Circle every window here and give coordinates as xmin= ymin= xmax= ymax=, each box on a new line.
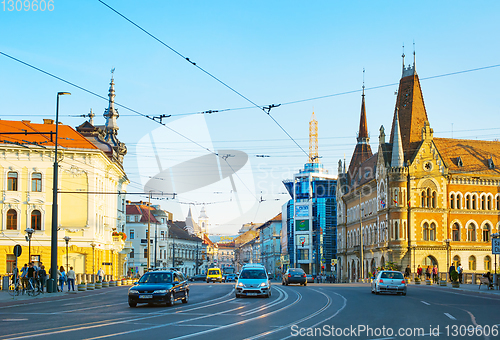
xmin=467 ymin=223 xmax=476 ymax=241
xmin=135 ymin=215 xmax=140 ymax=222
xmin=456 ymin=194 xmax=461 ymax=209
xmin=7 ymin=209 xmax=17 ymax=230
xmin=472 ymin=195 xmax=477 ymax=210
xmin=394 ymin=221 xmax=399 ymax=239
xmin=421 ymin=190 xmax=426 ymax=207
xmin=31 ymin=210 xmax=41 ymax=230
xmin=497 ymin=196 xmax=500 ymax=210
xmin=450 ymin=194 xmax=455 ymax=209
xmin=469 ymin=255 xmax=476 ymax=270
xmin=466 ymin=194 xmax=471 ymax=209
xmin=429 ymin=222 xmax=436 ymax=241
xmin=129 ymin=230 xmax=135 ymax=240
xmin=160 ymin=231 xmax=165 ymax=240
xmin=130 ymin=249 xmax=134 ymax=258
xmin=31 ymin=172 xmax=42 ymax=192
xmin=482 ymin=224 xmax=490 ymax=242
xmin=6 ymin=254 xmax=15 ymax=274
xmin=143 ymin=248 xmax=148 ymax=259
xmin=432 ymin=191 xmax=436 ymax=208
xmin=423 ymin=222 xmax=429 ymax=241
xmin=453 ymin=255 xmax=460 ymax=269
xmin=426 ymin=188 xmax=432 ymax=208
xmin=452 ymin=223 xmax=460 ymax=241
xmin=481 ymin=196 xmax=486 ymax=210
xmin=7 ymin=172 xmax=18 ymax=191
xmin=297 ymin=248 xmax=309 ymax=260
xmin=484 ymin=256 xmax=491 ymax=271
xmin=487 ymin=196 xmax=492 ymax=210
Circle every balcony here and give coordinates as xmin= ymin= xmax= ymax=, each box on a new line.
xmin=112 ymin=236 xmax=125 ymax=251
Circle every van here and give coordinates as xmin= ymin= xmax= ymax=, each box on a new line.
xmin=206 ymin=268 xmax=223 ymax=283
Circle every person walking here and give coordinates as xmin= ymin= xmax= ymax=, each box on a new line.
xmin=38 ymin=265 xmax=47 ymax=293
xmin=425 ymin=266 xmax=431 ymax=280
xmin=67 ymin=267 xmax=76 ymax=292
xmin=20 ymin=263 xmax=29 ymax=291
xmin=448 ymin=264 xmax=456 ymax=282
xmin=27 ymin=263 xmax=36 ymax=291
xmin=97 ymin=268 xmax=104 ymax=282
xmin=58 ymin=266 xmax=66 ymax=292
xmin=432 ymin=265 xmax=438 ymax=283
xmin=404 ymin=265 xmax=411 ymax=280
xmin=457 ymin=263 xmax=463 ymax=283
xmin=417 ymin=265 xmax=423 ymax=280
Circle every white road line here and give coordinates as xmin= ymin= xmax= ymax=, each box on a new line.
xmin=2 ymin=319 xmax=28 ymax=321
xmin=444 ymin=312 xmax=456 ymax=320
xmin=421 ymin=301 xmax=431 ymax=305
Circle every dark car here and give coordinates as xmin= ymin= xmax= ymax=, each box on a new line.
xmin=282 ymin=268 xmax=307 ymax=286
xmin=189 ymin=274 xmax=206 ymax=282
xmin=128 ymin=270 xmax=189 ymax=307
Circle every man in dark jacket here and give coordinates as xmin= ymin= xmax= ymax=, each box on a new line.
xmin=404 ymin=265 xmax=411 ymax=280
xmin=448 ymin=264 xmax=456 ymax=282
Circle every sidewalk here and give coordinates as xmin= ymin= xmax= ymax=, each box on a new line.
xmin=408 ymin=281 xmax=500 ymax=296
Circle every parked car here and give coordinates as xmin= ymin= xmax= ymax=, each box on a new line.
xmin=128 ymin=270 xmax=189 ymax=307
xmin=306 ymin=274 xmax=314 ymax=283
xmin=189 ymin=274 xmax=206 ymax=282
xmin=235 ymin=266 xmax=271 ymax=298
xmin=282 ymin=268 xmax=307 ymax=286
xmin=371 ymin=270 xmax=407 ymax=295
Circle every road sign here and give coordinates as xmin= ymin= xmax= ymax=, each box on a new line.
xmin=102 ymin=262 xmax=112 ymax=266
xmin=493 ymin=238 xmax=500 ymax=254
xmin=13 ymin=245 xmax=22 ymax=257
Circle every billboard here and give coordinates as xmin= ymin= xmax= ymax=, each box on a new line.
xmin=295 ymin=205 xmax=309 ymax=218
xmin=296 ymin=234 xmax=310 ymax=246
xmin=295 ymin=219 xmax=309 ymax=231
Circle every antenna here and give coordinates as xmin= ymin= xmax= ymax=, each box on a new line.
xmin=413 ymin=40 xmax=416 ymax=67
xmin=362 ymin=68 xmax=365 ymax=94
xmin=402 ymin=43 xmax=405 ymax=72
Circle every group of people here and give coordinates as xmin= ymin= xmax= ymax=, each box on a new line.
xmin=414 ymin=264 xmax=439 ymax=283
xmin=448 ymin=263 xmax=464 ymax=282
xmin=11 ymin=262 xmax=76 ymax=292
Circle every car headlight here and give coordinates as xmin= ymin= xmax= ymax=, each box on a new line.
xmin=128 ymin=290 xmax=139 ymax=294
xmin=238 ymin=282 xmax=245 ymax=287
xmin=259 ymin=282 xmax=268 ymax=287
xmin=153 ymin=290 xmax=168 ymax=294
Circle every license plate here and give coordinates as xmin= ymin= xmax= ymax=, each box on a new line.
xmin=388 ymin=286 xmax=398 ymax=289
xmin=294 ymin=275 xmax=301 ymax=277
xmin=139 ymin=295 xmax=153 ymax=299
xmin=247 ymin=293 xmax=258 ymax=296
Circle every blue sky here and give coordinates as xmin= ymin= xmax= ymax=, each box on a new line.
xmin=1 ymin=1 xmax=499 ymax=234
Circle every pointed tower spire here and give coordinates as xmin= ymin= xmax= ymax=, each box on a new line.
xmin=309 ymin=111 xmax=319 ymax=163
xmin=391 ymin=108 xmax=404 ymax=167
xmin=357 ymin=69 xmax=369 ymax=144
xmin=104 ymin=68 xmax=119 ymax=131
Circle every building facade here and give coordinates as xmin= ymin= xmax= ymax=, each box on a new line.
xmin=337 ymin=57 xmax=499 ymax=282
xmin=258 ymin=213 xmax=282 ymax=278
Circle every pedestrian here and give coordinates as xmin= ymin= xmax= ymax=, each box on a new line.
xmin=38 ymin=265 xmax=47 ymax=293
xmin=11 ymin=264 xmax=19 ymax=291
xmin=97 ymin=268 xmax=104 ymax=282
xmin=448 ymin=264 xmax=456 ymax=282
xmin=20 ymin=263 xmax=29 ymax=291
xmin=425 ymin=266 xmax=431 ymax=280
xmin=417 ymin=265 xmax=423 ymax=279
xmin=27 ymin=262 xmax=36 ymax=290
xmin=432 ymin=265 xmax=438 ymax=283
xmin=67 ymin=266 xmax=76 ymax=291
xmin=58 ymin=266 xmax=66 ymax=292
xmin=457 ymin=263 xmax=463 ymax=283
xmin=404 ymin=265 xmax=411 ymax=280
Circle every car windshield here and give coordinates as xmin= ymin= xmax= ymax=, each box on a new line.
xmin=240 ymin=269 xmax=267 ymax=279
xmin=380 ymin=272 xmax=404 ymax=279
xmin=208 ymin=270 xmax=219 ymax=275
xmin=139 ymin=273 xmax=172 ymax=283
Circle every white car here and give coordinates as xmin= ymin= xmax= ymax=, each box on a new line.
xmin=371 ymin=270 xmax=407 ymax=295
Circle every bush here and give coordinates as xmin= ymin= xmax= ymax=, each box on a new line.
xmin=450 ymin=270 xmax=459 ymax=283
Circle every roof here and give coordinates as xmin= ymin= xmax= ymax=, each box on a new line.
xmin=168 ymin=222 xmax=203 ymax=242
xmin=349 ymin=152 xmax=377 ymax=188
xmin=126 ymin=204 xmax=159 ymax=224
xmin=257 ymin=213 xmax=282 ymax=230
xmin=434 ymin=138 xmax=500 ymax=175
xmin=389 ymin=71 xmax=429 ymax=162
xmin=0 ymin=119 xmax=98 ymax=150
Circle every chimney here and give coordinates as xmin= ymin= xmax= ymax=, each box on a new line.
xmin=43 ymin=119 xmax=54 ymax=124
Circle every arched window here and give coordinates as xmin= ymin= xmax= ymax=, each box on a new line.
xmin=7 ymin=209 xmax=17 ymax=230
xmin=456 ymin=194 xmax=462 ymax=209
xmin=430 ymin=222 xmax=436 ymax=241
xmin=482 ymin=224 xmax=491 ymax=242
xmin=7 ymin=172 xmax=18 ymax=191
xmin=450 ymin=194 xmax=455 ymax=209
xmin=423 ymin=222 xmax=429 ymax=241
xmin=453 ymin=255 xmax=460 ymax=269
xmin=421 ymin=190 xmax=426 ymax=207
xmin=497 ymin=196 xmax=500 ymax=210
xmin=472 ymin=195 xmax=477 ymax=210
xmin=487 ymin=196 xmax=492 ymax=210
xmin=452 ymin=223 xmax=460 ymax=241
xmin=432 ymin=191 xmax=437 ymax=208
xmin=31 ymin=172 xmax=42 ymax=192
xmin=467 ymin=223 xmax=476 ymax=241
xmin=394 ymin=221 xmax=399 ymax=239
xmin=31 ymin=210 xmax=41 ymax=230
xmin=484 ymin=256 xmax=491 ymax=271
xmin=469 ymin=255 xmax=476 ymax=270
xmin=481 ymin=196 xmax=486 ymax=210
xmin=426 ymin=188 xmax=431 ymax=208
xmin=466 ymin=194 xmax=471 ymax=209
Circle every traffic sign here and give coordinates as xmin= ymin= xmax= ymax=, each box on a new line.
xmin=13 ymin=245 xmax=22 ymax=257
xmin=493 ymin=238 xmax=500 ymax=254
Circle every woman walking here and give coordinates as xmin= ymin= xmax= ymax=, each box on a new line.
xmin=58 ymin=266 xmax=66 ymax=292
xmin=67 ymin=267 xmax=76 ymax=292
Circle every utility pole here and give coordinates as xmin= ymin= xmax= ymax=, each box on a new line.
xmin=172 ymin=238 xmax=175 ymax=268
xmin=196 ymin=243 xmax=199 ymax=275
xmin=147 ymin=192 xmax=151 ymax=269
xmin=154 ymin=222 xmax=158 ymax=268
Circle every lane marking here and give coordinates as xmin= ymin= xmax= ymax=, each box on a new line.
xmin=421 ymin=301 xmax=431 ymax=305
xmin=444 ymin=312 xmax=456 ymax=320
xmin=2 ymin=319 xmax=28 ymax=321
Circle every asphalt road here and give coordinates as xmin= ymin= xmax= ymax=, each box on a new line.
xmin=0 ymin=282 xmax=499 ymax=340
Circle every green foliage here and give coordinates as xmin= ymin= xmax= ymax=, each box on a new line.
xmin=450 ymin=270 xmax=459 ymax=283
xmin=384 ymin=261 xmax=401 ymax=271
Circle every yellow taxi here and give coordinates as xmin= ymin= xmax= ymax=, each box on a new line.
xmin=206 ymin=268 xmax=223 ymax=283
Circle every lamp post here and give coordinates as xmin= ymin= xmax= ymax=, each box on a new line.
xmin=444 ymin=239 xmax=451 ymax=281
xmin=63 ymin=236 xmax=70 ymax=271
xmin=90 ymin=242 xmax=96 ymax=283
xmin=49 ymin=91 xmax=71 ymax=293
xmin=25 ymin=228 xmax=34 ymax=262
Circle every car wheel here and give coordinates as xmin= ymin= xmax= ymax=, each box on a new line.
xmin=128 ymin=301 xmax=137 ymax=308
xmin=206 ymin=280 xmax=209 ymax=283
xmin=167 ymin=292 xmax=175 ymax=306
xmin=182 ymin=291 xmax=189 ymax=304
xmin=403 ymin=292 xmax=407 ymax=296
xmin=375 ymin=291 xmax=380 ymax=295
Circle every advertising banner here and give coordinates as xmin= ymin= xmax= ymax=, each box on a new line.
xmin=295 ymin=205 xmax=309 ymax=218
xmin=295 ymin=219 xmax=309 ymax=231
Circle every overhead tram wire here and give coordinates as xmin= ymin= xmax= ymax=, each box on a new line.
xmin=97 ymin=0 xmax=310 ymax=160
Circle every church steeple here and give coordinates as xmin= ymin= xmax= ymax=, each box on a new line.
xmin=357 ymin=79 xmax=369 ymax=144
xmin=104 ymin=69 xmax=119 ymax=131
xmin=391 ymin=109 xmax=404 ymax=167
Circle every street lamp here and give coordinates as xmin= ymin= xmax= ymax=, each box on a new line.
xmin=49 ymin=91 xmax=71 ymax=293
xmin=90 ymin=242 xmax=96 ymax=283
xmin=443 ymin=239 xmax=451 ymax=281
xmin=63 ymin=236 xmax=70 ymax=271
xmin=25 ymin=228 xmax=34 ymax=262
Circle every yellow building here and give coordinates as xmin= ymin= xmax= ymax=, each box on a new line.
xmin=337 ymin=57 xmax=499 ymax=282
xmin=0 ymin=77 xmax=129 ymax=282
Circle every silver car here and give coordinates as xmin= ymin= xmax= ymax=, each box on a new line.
xmin=371 ymin=270 xmax=407 ymax=295
xmin=235 ymin=267 xmax=271 ymax=298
